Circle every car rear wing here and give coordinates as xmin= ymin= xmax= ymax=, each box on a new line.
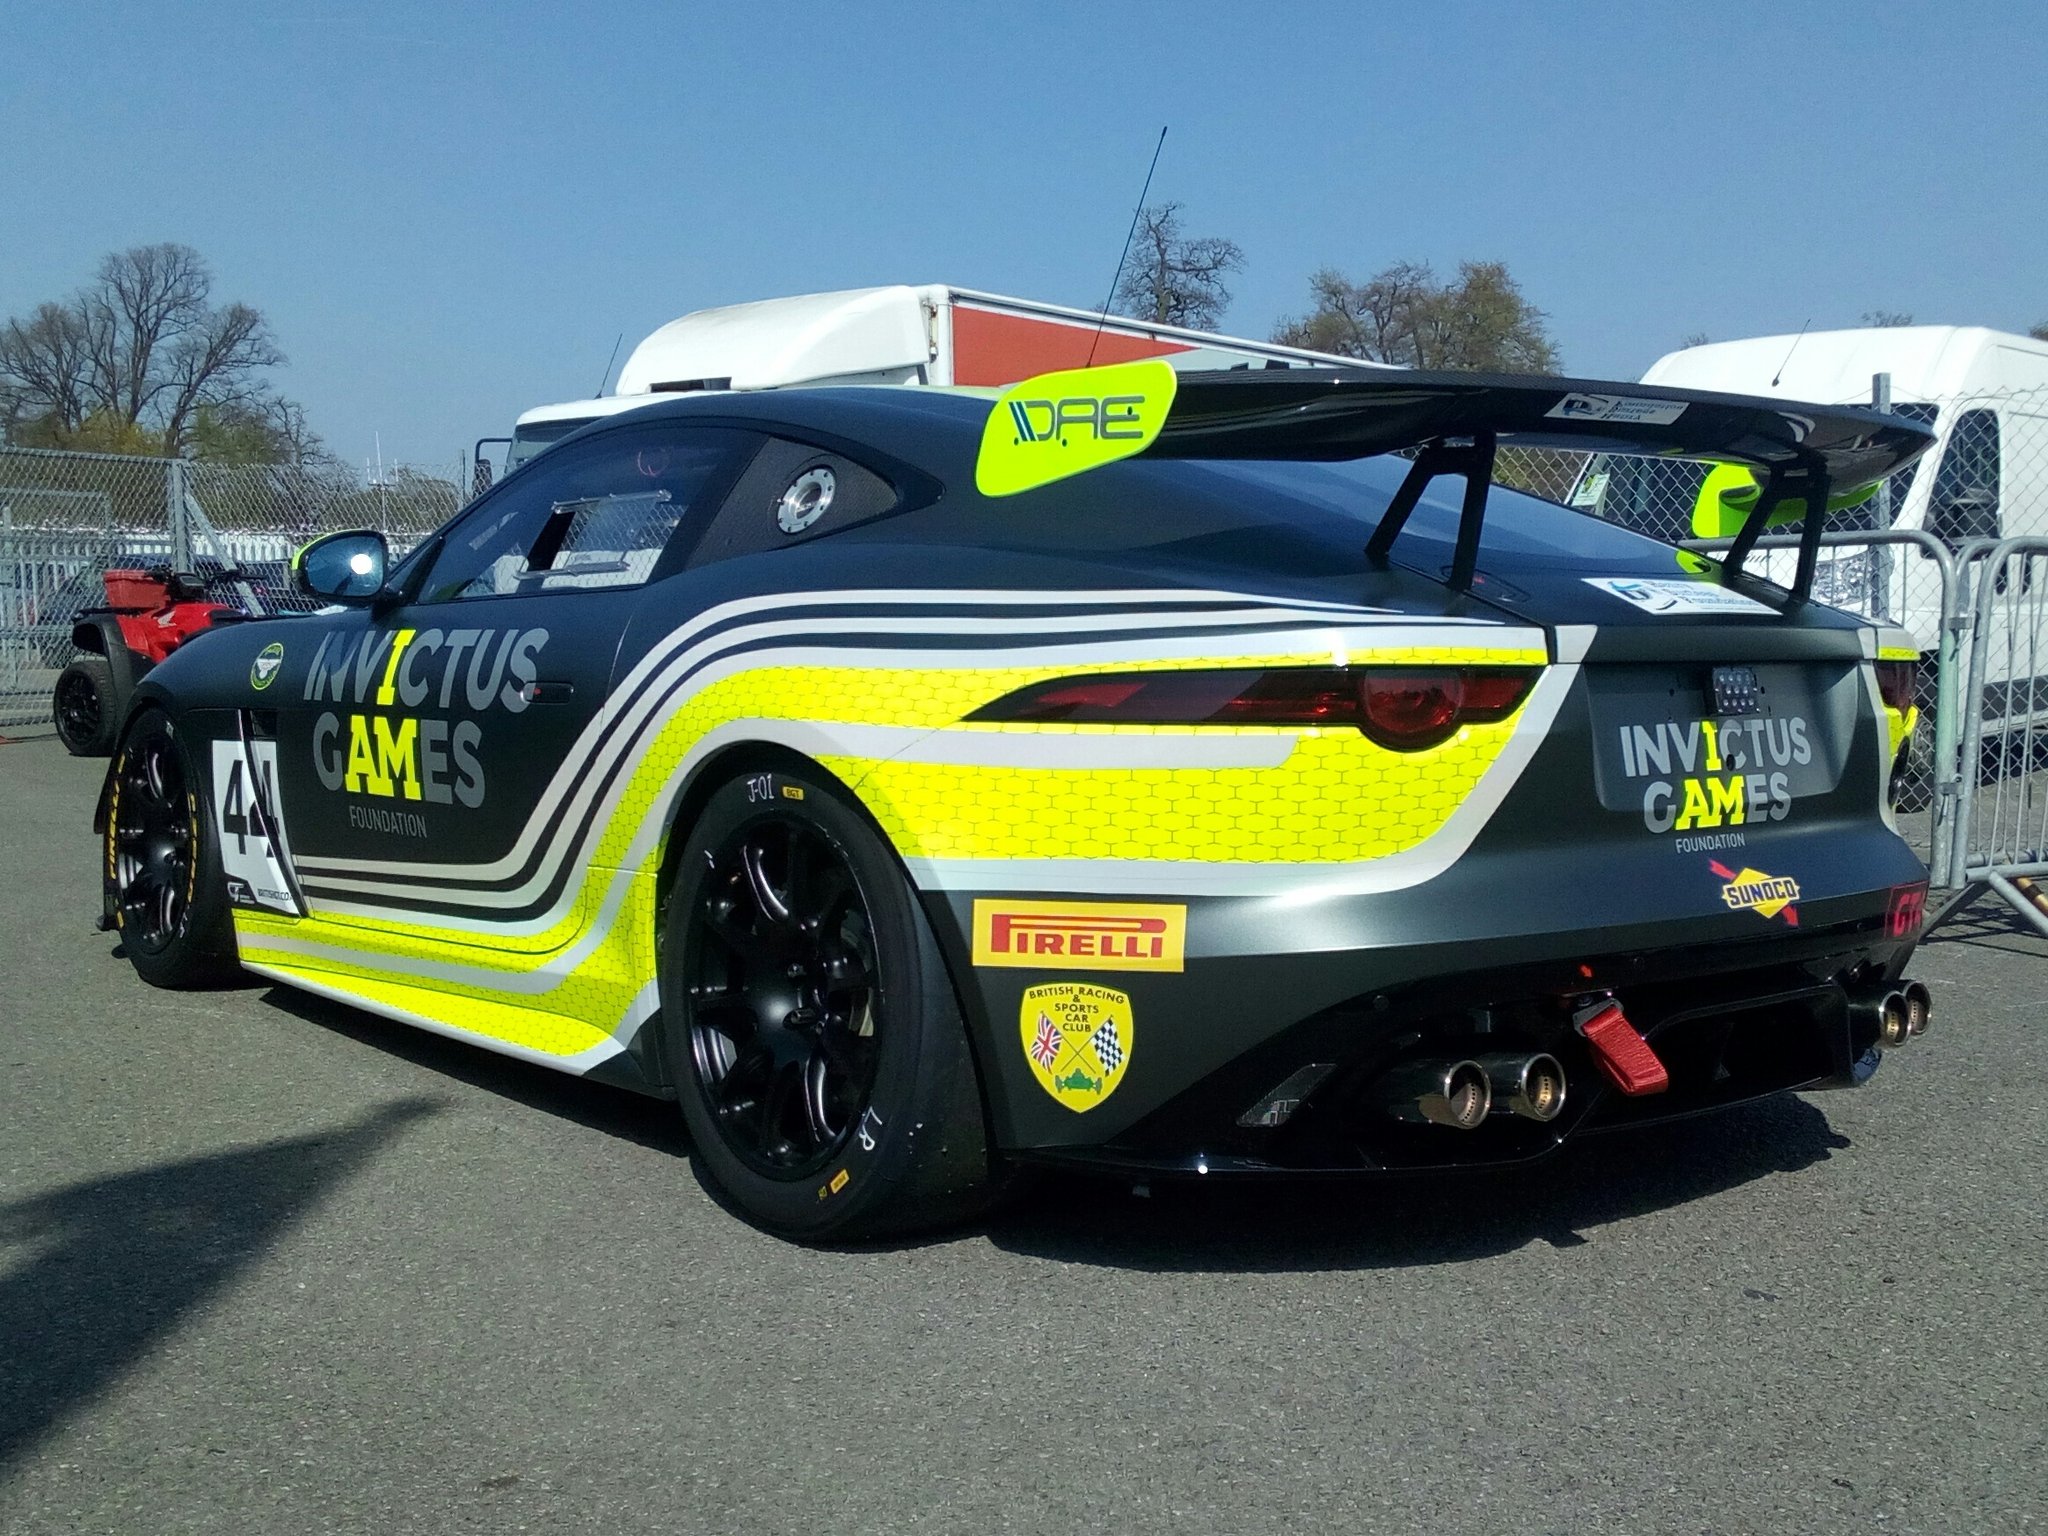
xmin=975 ymin=362 xmax=1937 ymax=603
xmin=1149 ymin=368 xmax=1936 ymax=602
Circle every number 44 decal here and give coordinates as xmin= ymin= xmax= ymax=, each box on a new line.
xmin=209 ymin=739 xmax=303 ymax=916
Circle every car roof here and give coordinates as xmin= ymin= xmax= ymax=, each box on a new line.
xmin=563 ymin=385 xmax=988 ymax=467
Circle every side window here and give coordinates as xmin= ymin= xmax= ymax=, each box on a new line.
xmin=418 ymin=425 xmax=742 ymax=602
xmin=1925 ymin=408 xmax=2001 ymax=547
xmin=688 ymin=437 xmax=902 ymax=568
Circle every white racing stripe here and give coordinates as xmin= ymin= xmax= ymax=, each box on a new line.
xmin=295 ymin=608 xmax=1536 ymax=904
xmin=291 ymin=590 xmax=1498 ymax=886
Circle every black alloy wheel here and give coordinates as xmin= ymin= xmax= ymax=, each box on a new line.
xmin=686 ymin=813 xmax=882 ymax=1177
xmin=663 ymin=765 xmax=994 ymax=1241
xmin=105 ymin=712 xmax=237 ymax=987
xmin=53 ymin=656 xmax=118 ymax=756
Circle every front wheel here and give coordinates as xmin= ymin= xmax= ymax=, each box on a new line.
xmin=661 ymin=764 xmax=992 ymax=1241
xmin=105 ymin=711 xmax=239 ymax=988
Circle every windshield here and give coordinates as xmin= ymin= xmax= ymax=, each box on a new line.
xmin=1569 ymin=400 xmax=1940 ymax=541
xmin=508 ymin=416 xmax=598 ymax=469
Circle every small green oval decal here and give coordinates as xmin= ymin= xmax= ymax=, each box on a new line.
xmin=250 ymin=642 xmax=285 ymax=691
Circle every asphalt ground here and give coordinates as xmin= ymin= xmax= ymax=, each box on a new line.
xmin=1 ymin=736 xmax=2043 ymax=1536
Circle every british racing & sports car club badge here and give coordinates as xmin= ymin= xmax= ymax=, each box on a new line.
xmin=1019 ymin=982 xmax=1134 ymax=1112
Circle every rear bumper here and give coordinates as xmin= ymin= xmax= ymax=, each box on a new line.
xmin=929 ymin=838 xmax=1928 ymax=1172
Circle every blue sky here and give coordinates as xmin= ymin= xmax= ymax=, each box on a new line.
xmin=4 ymin=1 xmax=2043 ymax=469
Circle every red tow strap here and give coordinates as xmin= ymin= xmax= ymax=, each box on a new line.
xmin=1575 ymin=1001 xmax=1670 ymax=1096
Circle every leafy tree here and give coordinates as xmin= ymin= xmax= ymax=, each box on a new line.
xmin=1861 ymin=310 xmax=1915 ymax=327
xmin=1274 ymin=260 xmax=1559 ymax=371
xmin=0 ymin=243 xmax=314 ymax=461
xmin=2030 ymin=321 xmax=2048 ymax=342
xmin=1112 ymin=203 xmax=1244 ymax=330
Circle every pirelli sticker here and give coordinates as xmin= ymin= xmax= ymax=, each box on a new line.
xmin=971 ymin=899 xmax=1186 ymax=973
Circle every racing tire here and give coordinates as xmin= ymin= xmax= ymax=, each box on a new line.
xmin=105 ymin=710 xmax=240 ymax=989
xmin=53 ymin=656 xmax=120 ymax=757
xmin=660 ymin=764 xmax=994 ymax=1242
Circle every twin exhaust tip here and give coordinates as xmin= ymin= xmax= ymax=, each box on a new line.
xmin=1376 ymin=1053 xmax=1567 ymax=1130
xmin=1865 ymin=980 xmax=1933 ymax=1049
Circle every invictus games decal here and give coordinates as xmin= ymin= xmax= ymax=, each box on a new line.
xmin=250 ymin=641 xmax=284 ymax=691
xmin=300 ymin=625 xmax=547 ymax=809
xmin=1712 ymin=860 xmax=1800 ymax=925
xmin=1618 ymin=714 xmax=1814 ymax=836
xmin=972 ymin=899 xmax=1187 ymax=972
xmin=1020 ymin=982 xmax=1133 ymax=1111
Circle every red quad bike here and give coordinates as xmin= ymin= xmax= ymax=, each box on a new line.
xmin=53 ymin=566 xmax=254 ymax=756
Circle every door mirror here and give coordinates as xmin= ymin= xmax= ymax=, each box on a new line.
xmin=294 ymin=530 xmax=390 ymax=604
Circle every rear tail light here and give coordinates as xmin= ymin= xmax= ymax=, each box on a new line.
xmin=1874 ymin=658 xmax=1919 ymax=713
xmin=967 ymin=666 xmax=1539 ymax=751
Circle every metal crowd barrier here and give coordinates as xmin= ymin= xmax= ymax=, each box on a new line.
xmin=1941 ymin=537 xmax=2048 ymax=936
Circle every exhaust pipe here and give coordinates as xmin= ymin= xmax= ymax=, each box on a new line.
xmin=1473 ymin=1052 xmax=1567 ymax=1122
xmin=1371 ymin=1059 xmax=1491 ymax=1130
xmin=1853 ymin=988 xmax=1913 ymax=1049
xmin=1903 ymin=980 xmax=1932 ymax=1038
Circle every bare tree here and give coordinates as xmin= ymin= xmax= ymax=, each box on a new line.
xmin=0 ymin=242 xmax=293 ymax=459
xmin=1861 ymin=310 xmax=1916 ymax=327
xmin=1679 ymin=331 xmax=1712 ymax=349
xmin=1275 ymin=259 xmax=1558 ymax=371
xmin=1112 ymin=203 xmax=1244 ymax=330
xmin=2030 ymin=321 xmax=2048 ymax=342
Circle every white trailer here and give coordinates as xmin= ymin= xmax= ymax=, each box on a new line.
xmin=485 ymin=284 xmax=1370 ymax=479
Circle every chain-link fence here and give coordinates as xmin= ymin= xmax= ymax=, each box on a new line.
xmin=0 ymin=446 xmax=462 ymax=730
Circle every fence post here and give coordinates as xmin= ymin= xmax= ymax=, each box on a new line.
xmin=167 ymin=457 xmax=192 ymax=570
xmin=0 ymin=501 xmax=15 ymax=692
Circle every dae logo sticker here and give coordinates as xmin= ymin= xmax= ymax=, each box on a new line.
xmin=250 ymin=641 xmax=284 ymax=691
xmin=1021 ymin=982 xmax=1133 ymax=1112
xmin=974 ymin=358 xmax=1177 ymax=497
xmin=972 ymin=899 xmax=1186 ymax=972
xmin=1712 ymin=860 xmax=1800 ymax=925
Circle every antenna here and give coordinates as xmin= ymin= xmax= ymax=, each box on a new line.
xmin=1086 ymin=126 xmax=1168 ymax=368
xmin=595 ymin=332 xmax=624 ymax=397
xmin=1770 ymin=319 xmax=1811 ymax=388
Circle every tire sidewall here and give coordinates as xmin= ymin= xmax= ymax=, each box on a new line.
xmin=55 ymin=658 xmax=118 ymax=756
xmin=110 ymin=710 xmax=237 ymax=988
xmin=662 ymin=765 xmax=966 ymax=1239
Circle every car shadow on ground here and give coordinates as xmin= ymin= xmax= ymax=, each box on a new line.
xmin=976 ymin=1093 xmax=1852 ymax=1274
xmin=0 ymin=1098 xmax=444 ymax=1474
xmin=256 ymin=986 xmax=687 ymax=1155
xmin=252 ymin=988 xmax=1848 ymax=1274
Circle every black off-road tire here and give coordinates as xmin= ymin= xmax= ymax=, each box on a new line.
xmin=105 ymin=710 xmax=240 ymax=989
xmin=661 ymin=763 xmax=994 ymax=1241
xmin=53 ymin=656 xmax=120 ymax=757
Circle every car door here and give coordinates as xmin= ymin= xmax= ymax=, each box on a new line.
xmin=270 ymin=420 xmax=749 ymax=950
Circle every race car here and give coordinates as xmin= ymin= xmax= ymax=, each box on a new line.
xmin=92 ymin=362 xmax=1938 ymax=1239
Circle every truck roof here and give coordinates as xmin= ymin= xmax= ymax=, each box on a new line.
xmin=1641 ymin=325 xmax=2048 ymax=405
xmin=517 ymin=284 xmax=1374 ymax=435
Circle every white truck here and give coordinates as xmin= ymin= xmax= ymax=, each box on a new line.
xmin=1569 ymin=324 xmax=2048 ymax=653
xmin=479 ymin=284 xmax=1369 ymax=484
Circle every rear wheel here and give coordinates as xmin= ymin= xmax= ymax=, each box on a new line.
xmin=53 ymin=656 xmax=119 ymax=756
xmin=105 ymin=711 xmax=238 ymax=988
xmin=661 ymin=764 xmax=992 ymax=1241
